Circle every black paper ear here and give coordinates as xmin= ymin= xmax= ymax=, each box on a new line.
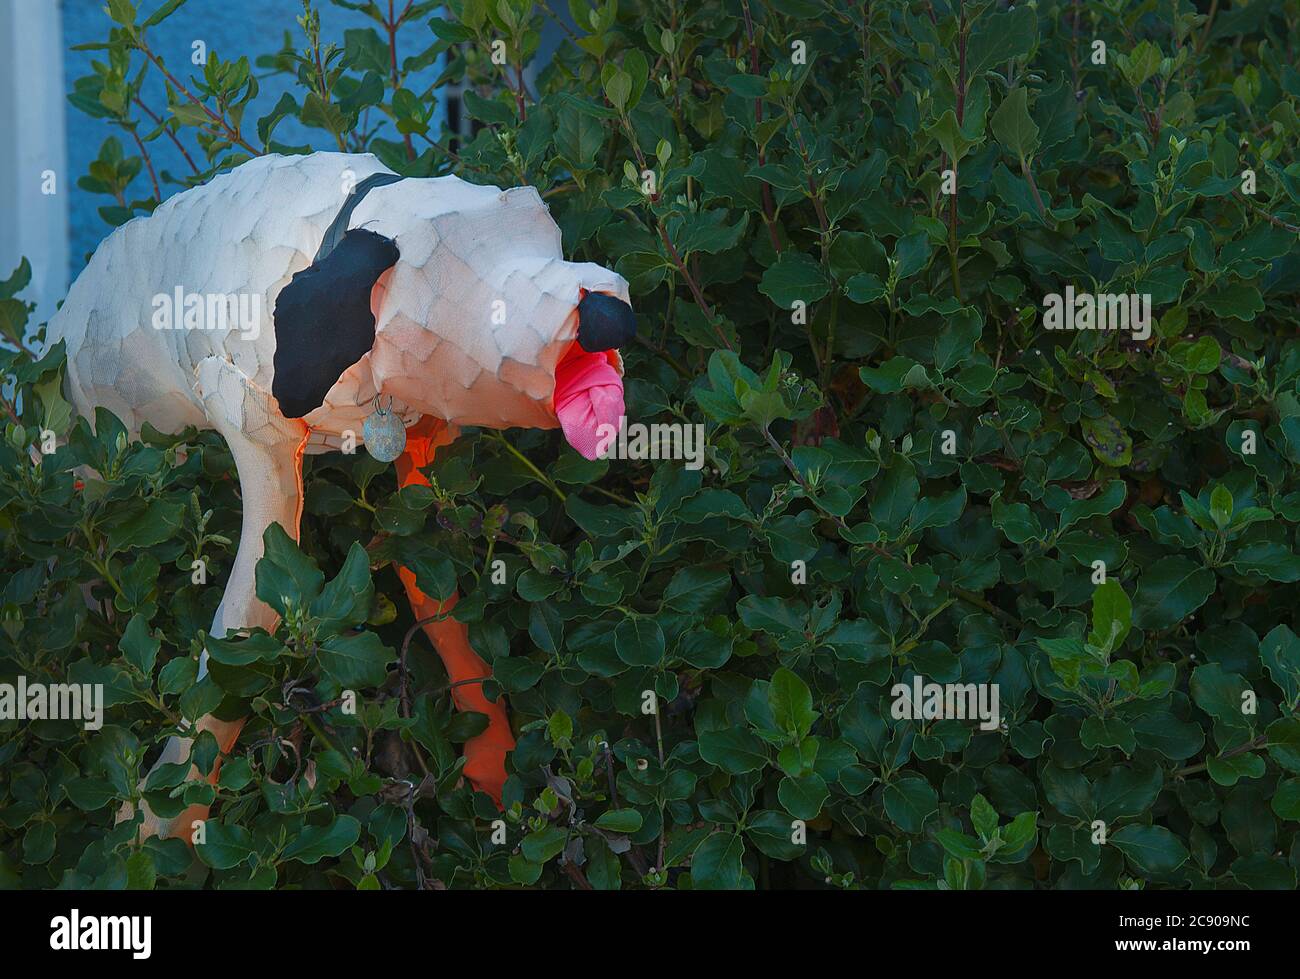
xmin=272 ymin=228 xmax=399 ymax=419
xmin=577 ymin=291 xmax=637 ymax=352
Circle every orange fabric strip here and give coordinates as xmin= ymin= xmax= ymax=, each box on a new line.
xmin=394 ymin=417 xmax=514 ymax=805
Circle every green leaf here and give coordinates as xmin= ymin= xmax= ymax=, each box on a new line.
xmin=663 ymin=567 xmax=731 ymax=613
xmin=494 ymin=656 xmax=544 ymax=692
xmin=883 ymin=775 xmax=938 ymax=833
xmin=970 ymin=793 xmax=998 ymax=842
xmin=255 ymin=523 xmax=325 ymax=616
xmin=1080 ymin=716 xmax=1136 ymax=754
xmin=195 ymin=822 xmax=257 ymax=870
xmin=509 ymin=854 xmax=543 ymax=884
xmin=777 ymin=773 xmax=829 ymax=820
xmin=966 ymin=4 xmax=1037 ymax=78
xmin=870 ymin=459 xmax=920 ymax=533
xmin=737 ymin=596 xmax=805 ymax=641
xmin=999 ymin=811 xmax=1038 ymax=856
xmin=141 ymin=0 xmax=187 ymax=28
xmin=936 ymin=828 xmax=984 ymax=861
xmin=204 ymin=630 xmax=285 ymax=666
xmin=119 ymin=613 xmax=160 ymax=676
xmin=217 ymin=756 xmax=253 ymax=792
xmin=745 ymin=810 xmax=805 ymax=860
xmin=317 ymin=632 xmax=393 ymax=688
xmin=311 ymin=542 xmax=374 ymax=631
xmin=1118 ymin=40 xmax=1162 ymax=89
xmin=1080 ymin=415 xmax=1132 ymax=467
xmin=528 ymin=602 xmax=564 ymax=656
xmin=1095 ymin=766 xmax=1162 ymax=822
xmin=928 ymin=109 xmax=979 ymax=164
xmin=768 ymin=667 xmax=817 ymax=740
xmin=991 ymin=87 xmax=1040 ymax=161
xmin=691 ymin=831 xmax=750 ymax=889
xmin=1110 ymin=825 xmax=1189 ymax=875
xmin=65 ymin=777 xmax=119 ymax=811
xmin=614 ymin=616 xmax=665 ymax=667
xmin=698 ymin=727 xmax=768 ymax=774
xmin=1209 ymin=484 xmax=1233 ymax=529
xmin=125 ymin=849 xmax=156 ymax=890
xmin=1059 ymin=480 xmax=1127 ymax=533
xmin=1272 ymin=779 xmax=1300 ymax=819
xmin=555 ymin=102 xmax=605 ymax=169
xmin=594 ymin=809 xmax=643 ymax=833
xmin=758 ymin=251 xmax=830 ymax=309
xmin=1133 ymin=557 xmax=1216 ymax=631
xmin=1260 ymin=625 xmax=1300 ymax=706
xmin=522 ymin=825 xmax=567 ymax=863
xmin=1089 ymin=580 xmax=1132 ymax=652
xmin=603 ymin=69 xmax=632 ymax=112
xmin=23 ymin=822 xmax=56 ymax=864
xmin=1189 ymin=663 xmax=1249 ymax=724
xmin=283 ymin=816 xmax=361 ymax=865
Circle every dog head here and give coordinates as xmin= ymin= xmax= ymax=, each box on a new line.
xmin=271 ymin=168 xmax=635 ymax=459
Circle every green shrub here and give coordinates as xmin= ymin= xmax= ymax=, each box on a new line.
xmin=3 ymin=0 xmax=1300 ymax=889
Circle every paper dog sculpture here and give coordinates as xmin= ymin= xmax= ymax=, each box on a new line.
xmin=47 ymin=152 xmax=635 ymax=840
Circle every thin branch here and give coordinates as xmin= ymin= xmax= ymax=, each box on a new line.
xmin=133 ymin=96 xmax=201 ymax=175
xmin=1239 ymin=192 xmax=1300 ymax=235
xmin=656 ymin=224 xmax=732 ymax=350
xmin=386 ymin=0 xmax=417 ymax=161
xmin=137 ymin=43 xmax=260 ymax=155
xmin=740 ymin=0 xmax=782 ymax=254
xmin=1196 ymin=0 xmax=1219 ymax=54
xmin=1174 ymin=734 xmax=1267 ymax=777
xmin=398 ymin=613 xmax=449 ymax=717
xmin=125 ymin=124 xmax=161 ymax=202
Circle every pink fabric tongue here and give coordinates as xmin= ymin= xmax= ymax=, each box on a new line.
xmin=553 ymin=348 xmax=624 ymax=460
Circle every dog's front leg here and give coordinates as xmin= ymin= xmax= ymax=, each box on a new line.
xmin=120 ymin=357 xmax=308 ymax=842
xmin=395 ymin=417 xmax=515 ymax=806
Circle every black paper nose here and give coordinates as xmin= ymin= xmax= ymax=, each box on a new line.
xmin=577 ymin=292 xmax=636 ymax=352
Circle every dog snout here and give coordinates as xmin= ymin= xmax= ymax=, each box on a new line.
xmin=576 ymin=292 xmax=636 ymax=352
